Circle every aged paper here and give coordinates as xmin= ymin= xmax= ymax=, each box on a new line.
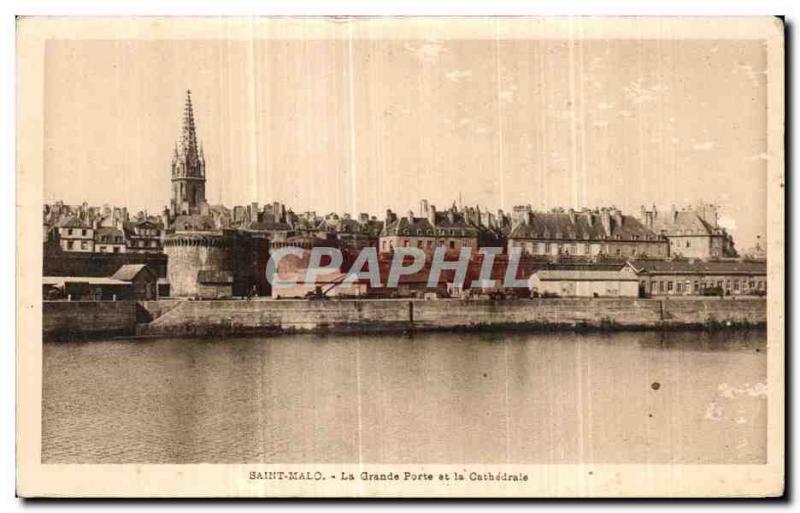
xmin=17 ymin=16 xmax=784 ymax=497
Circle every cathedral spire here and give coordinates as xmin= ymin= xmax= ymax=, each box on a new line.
xmin=170 ymin=89 xmax=207 ymax=215
xmin=180 ymin=89 xmax=199 ymax=166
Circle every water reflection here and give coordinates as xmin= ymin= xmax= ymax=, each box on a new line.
xmin=42 ymin=329 xmax=767 ymax=464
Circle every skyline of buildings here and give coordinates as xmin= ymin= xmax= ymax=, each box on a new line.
xmin=44 ymin=37 xmax=769 ymax=249
xmin=44 ymin=90 xmax=760 ymax=260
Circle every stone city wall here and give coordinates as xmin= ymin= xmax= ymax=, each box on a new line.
xmin=43 ymin=300 xmax=137 ymax=339
xmin=138 ymin=297 xmax=766 ymax=337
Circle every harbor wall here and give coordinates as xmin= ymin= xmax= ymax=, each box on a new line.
xmin=136 ymin=297 xmax=766 ymax=337
xmin=43 ymin=300 xmax=137 ymax=339
xmin=42 ymin=297 xmax=766 ymax=340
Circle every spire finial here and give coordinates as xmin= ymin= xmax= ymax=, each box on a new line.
xmin=178 ymin=89 xmax=199 ymax=170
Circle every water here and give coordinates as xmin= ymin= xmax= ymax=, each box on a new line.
xmin=42 ymin=330 xmax=767 ymax=464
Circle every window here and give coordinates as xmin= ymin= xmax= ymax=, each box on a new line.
xmin=427 ymin=240 xmax=433 ymax=249
xmin=734 ymin=280 xmax=740 ymax=291
xmin=584 ymin=243 xmax=590 ymax=254
xmin=403 ymin=240 xmax=409 ymax=247
xmin=659 ymin=281 xmax=665 ymax=292
xmin=67 ymin=241 xmax=73 ymax=250
xmin=677 ymin=282 xmax=683 ymax=293
xmin=417 ymin=240 xmax=423 ymax=248
xmin=694 ymin=280 xmax=699 ymax=293
xmin=667 ymin=281 xmax=673 ymax=291
xmin=449 ymin=240 xmax=455 ymax=249
xmin=113 ymin=247 xmax=119 ymax=253
xmin=80 ymin=241 xmax=87 ymax=250
xmin=67 ymin=229 xmax=73 ymax=236
xmin=686 ymin=241 xmax=690 ymax=248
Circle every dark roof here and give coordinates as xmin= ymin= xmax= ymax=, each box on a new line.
xmin=58 ymin=216 xmax=89 ymax=229
xmin=94 ymin=227 xmax=124 ymax=241
xmin=247 ymin=221 xmax=292 ymax=232
xmin=509 ymin=211 xmax=662 ymax=242
xmin=628 ymin=259 xmax=766 ymax=275
xmin=172 ymin=215 xmax=216 ymax=232
xmin=652 ymin=211 xmax=721 ymax=236
xmin=382 ymin=212 xmax=480 ymax=238
xmin=124 ymin=219 xmax=164 ymax=230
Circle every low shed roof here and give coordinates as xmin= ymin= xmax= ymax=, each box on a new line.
xmin=532 ymin=270 xmax=639 ymax=282
xmin=43 ymin=276 xmax=130 ymax=287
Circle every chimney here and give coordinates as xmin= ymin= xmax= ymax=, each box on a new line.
xmin=420 ymin=199 xmax=429 ymax=217
xmin=428 ymin=204 xmax=436 ymax=225
xmin=526 ymin=211 xmax=534 ymax=226
xmin=600 ymin=208 xmax=612 ymax=236
xmin=568 ymin=208 xmax=576 ymax=225
xmin=407 ymin=210 xmax=415 ymax=223
xmin=385 ymin=209 xmax=396 ymax=225
xmin=703 ymin=204 xmax=719 ymax=227
xmin=613 ymin=209 xmax=623 ymax=228
xmin=584 ymin=210 xmax=594 ymax=227
xmin=161 ymin=207 xmax=170 ymax=230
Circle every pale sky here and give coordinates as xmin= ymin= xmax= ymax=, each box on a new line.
xmin=44 ymin=36 xmax=768 ymax=248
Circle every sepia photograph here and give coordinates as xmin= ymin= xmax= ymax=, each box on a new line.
xmin=16 ymin=15 xmax=784 ymax=498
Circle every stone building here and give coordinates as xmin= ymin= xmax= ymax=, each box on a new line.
xmin=55 ymin=216 xmax=95 ymax=252
xmin=379 ymin=200 xmax=480 ymax=255
xmin=640 ymin=204 xmax=737 ymax=260
xmin=123 ymin=218 xmax=165 ymax=253
xmin=529 ymin=266 xmax=640 ymax=298
xmin=93 ymin=227 xmax=126 ymax=253
xmin=507 ymin=207 xmax=669 ymax=260
xmin=628 ymin=259 xmax=766 ymax=297
xmin=314 ymin=212 xmax=383 ymax=251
